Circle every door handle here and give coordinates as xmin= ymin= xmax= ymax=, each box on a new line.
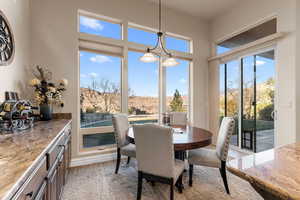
xmin=271 ymin=110 xmax=276 ymax=120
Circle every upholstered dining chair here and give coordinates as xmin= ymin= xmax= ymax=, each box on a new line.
xmin=112 ymin=114 xmax=136 ymax=174
xmin=169 ymin=112 xmax=187 ymax=126
xmin=187 ymin=117 xmax=235 ymax=194
xmin=133 ymin=124 xmax=185 ymax=200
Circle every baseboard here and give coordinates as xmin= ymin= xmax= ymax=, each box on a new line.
xmin=70 ymin=152 xmax=121 ymax=167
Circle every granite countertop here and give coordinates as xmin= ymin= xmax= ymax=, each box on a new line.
xmin=0 ymin=119 xmax=71 ymax=199
xmin=227 ymin=143 xmax=300 ymax=200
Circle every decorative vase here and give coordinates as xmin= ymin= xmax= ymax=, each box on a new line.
xmin=40 ymin=104 xmax=53 ymax=121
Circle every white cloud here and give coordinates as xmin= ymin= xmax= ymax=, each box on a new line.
xmin=89 ymin=72 xmax=98 ymax=78
xmin=179 ymin=78 xmax=187 ymax=84
xmin=256 ymin=60 xmax=266 ymax=66
xmin=90 ymin=55 xmax=112 ymax=63
xmin=80 ymin=16 xmax=104 ymax=31
xmin=80 ymin=53 xmax=83 ymax=57
xmin=80 ymin=74 xmax=87 ymax=78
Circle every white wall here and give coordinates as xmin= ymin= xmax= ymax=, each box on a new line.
xmin=209 ymin=0 xmax=297 ymax=147
xmin=296 ymin=1 xmax=300 ymax=142
xmin=0 ymin=0 xmax=31 ymax=101
xmin=30 ymin=0 xmax=210 ymax=158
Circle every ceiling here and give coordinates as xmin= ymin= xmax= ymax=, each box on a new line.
xmin=146 ymin=0 xmax=241 ymax=21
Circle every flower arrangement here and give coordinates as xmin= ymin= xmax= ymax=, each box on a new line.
xmin=29 ymin=65 xmax=67 ymax=107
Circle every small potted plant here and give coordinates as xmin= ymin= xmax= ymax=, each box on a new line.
xmin=29 ymin=65 xmax=67 ymax=120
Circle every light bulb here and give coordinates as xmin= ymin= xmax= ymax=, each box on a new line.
xmin=162 ymin=57 xmax=179 ymax=67
xmin=139 ymin=52 xmax=158 ymax=63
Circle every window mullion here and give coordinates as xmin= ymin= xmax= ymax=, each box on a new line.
xmin=122 ymin=21 xmax=129 ymax=114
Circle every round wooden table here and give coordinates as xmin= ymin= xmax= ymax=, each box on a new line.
xmin=126 ymin=125 xmax=213 ymax=152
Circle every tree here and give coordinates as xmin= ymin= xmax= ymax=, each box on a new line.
xmin=87 ymin=78 xmax=120 ymax=113
xmin=169 ymin=89 xmax=184 ymax=112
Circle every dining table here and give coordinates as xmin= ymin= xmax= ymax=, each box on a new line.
xmin=126 ymin=125 xmax=213 ymax=160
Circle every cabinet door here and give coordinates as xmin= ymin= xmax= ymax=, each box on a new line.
xmin=12 ymin=158 xmax=47 ymax=200
xmin=34 ymin=181 xmax=47 ymax=200
xmin=48 ymin=168 xmax=58 ymax=200
xmin=63 ymin=135 xmax=71 ymax=183
xmin=57 ymin=152 xmax=65 ymax=200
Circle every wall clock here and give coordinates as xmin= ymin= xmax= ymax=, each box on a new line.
xmin=0 ymin=10 xmax=14 ymax=66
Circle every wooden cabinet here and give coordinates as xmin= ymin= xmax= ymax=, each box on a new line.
xmin=12 ymin=157 xmax=47 ymax=200
xmin=12 ymin=122 xmax=72 ymax=200
xmin=34 ymin=181 xmax=47 ymax=200
xmin=46 ymin=126 xmax=71 ymax=200
xmin=47 ymin=166 xmax=58 ymax=200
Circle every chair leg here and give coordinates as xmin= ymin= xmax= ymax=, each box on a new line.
xmin=189 ymin=164 xmax=193 ymax=186
xmin=115 ymin=148 xmax=121 ymax=174
xmin=127 ymin=156 xmax=131 ymax=165
xmin=170 ymin=183 xmax=174 ymax=200
xmin=219 ymin=161 xmax=230 ymax=194
xmin=176 ymin=174 xmax=183 ymax=193
xmin=137 ymin=171 xmax=143 ymax=200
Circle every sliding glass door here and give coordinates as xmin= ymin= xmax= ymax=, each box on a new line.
xmin=241 ymin=56 xmax=256 ymax=151
xmin=255 ymin=51 xmax=275 ymax=152
xmin=220 ymin=49 xmax=275 ymax=152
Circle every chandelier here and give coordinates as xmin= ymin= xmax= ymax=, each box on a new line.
xmin=139 ymin=0 xmax=179 ymax=67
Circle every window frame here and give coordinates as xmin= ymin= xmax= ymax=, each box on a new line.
xmin=77 ymin=11 xmax=193 ymax=154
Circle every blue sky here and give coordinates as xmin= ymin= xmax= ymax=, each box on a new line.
xmin=79 ymin=16 xmax=189 ymax=97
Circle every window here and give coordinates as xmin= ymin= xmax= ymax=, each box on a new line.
xmin=78 ymin=12 xmax=193 ymax=152
xmin=166 ymin=59 xmax=189 ymax=113
xmin=128 ymin=51 xmax=159 ymax=124
xmin=219 ymin=63 xmax=226 ymax=119
xmin=217 ymin=18 xmax=277 ymax=54
xmin=128 ymin=27 xmax=157 ymax=46
xmin=79 ymin=15 xmax=121 ymax=39
xmin=83 ymin=133 xmax=115 ymax=148
xmin=80 ymin=51 xmax=121 ymax=148
xmin=219 ymin=61 xmax=239 ymax=146
xmin=166 ymin=36 xmax=190 ymax=53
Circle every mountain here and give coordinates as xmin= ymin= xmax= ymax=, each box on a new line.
xmin=80 ymin=87 xmax=188 ymax=114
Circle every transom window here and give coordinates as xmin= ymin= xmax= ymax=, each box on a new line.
xmin=79 ymin=15 xmax=121 ymax=39
xmin=216 ymin=18 xmax=277 ymax=55
xmin=128 ymin=26 xmax=157 ymax=46
xmin=166 ymin=35 xmax=190 ymax=53
xmin=78 ymin=11 xmax=193 ymax=151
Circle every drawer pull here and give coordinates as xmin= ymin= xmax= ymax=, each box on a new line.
xmin=26 ymin=191 xmax=33 ymax=198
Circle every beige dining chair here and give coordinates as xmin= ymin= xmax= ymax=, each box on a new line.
xmin=133 ymin=124 xmax=185 ymax=200
xmin=188 ymin=117 xmax=235 ymax=194
xmin=169 ymin=112 xmax=187 ymax=126
xmin=112 ymin=114 xmax=136 ymax=174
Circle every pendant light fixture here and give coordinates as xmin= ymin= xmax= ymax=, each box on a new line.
xmin=139 ymin=0 xmax=179 ymax=67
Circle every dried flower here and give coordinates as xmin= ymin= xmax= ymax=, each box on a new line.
xmin=29 ymin=78 xmax=41 ymax=86
xmin=48 ymin=87 xmax=56 ymax=93
xmin=59 ymin=79 xmax=68 ymax=86
xmin=29 ymin=65 xmax=67 ymax=106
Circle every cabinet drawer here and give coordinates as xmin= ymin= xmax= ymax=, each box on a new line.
xmin=12 ymin=157 xmax=47 ymax=200
xmin=47 ymin=134 xmax=66 ymax=169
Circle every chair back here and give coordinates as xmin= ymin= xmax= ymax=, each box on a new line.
xmin=112 ymin=114 xmax=129 ymax=148
xmin=216 ymin=117 xmax=235 ymax=161
xmin=169 ymin=112 xmax=187 ymax=126
xmin=133 ymin=124 xmax=175 ymax=178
